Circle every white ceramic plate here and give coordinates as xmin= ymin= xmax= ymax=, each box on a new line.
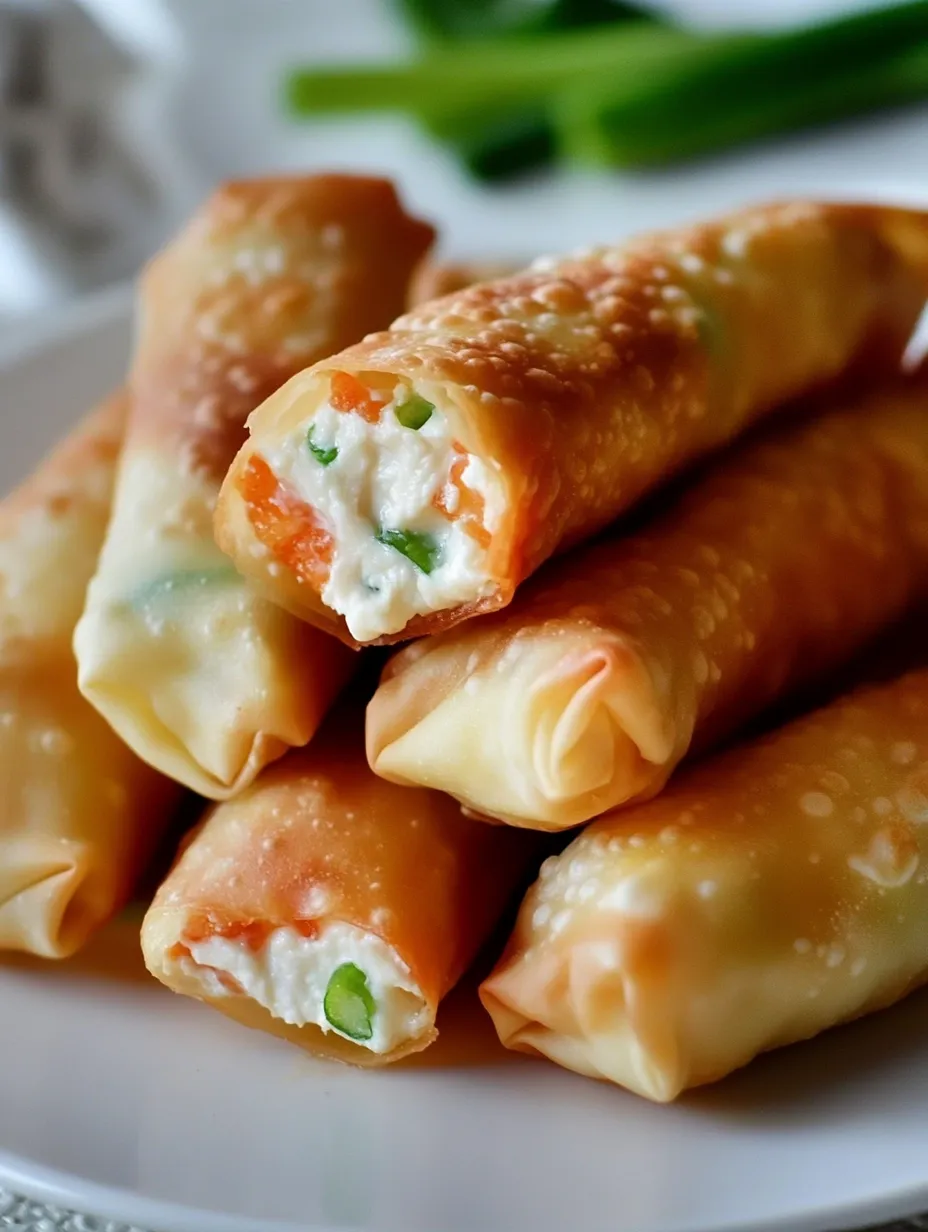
xmin=5 ymin=196 xmax=928 ymax=1232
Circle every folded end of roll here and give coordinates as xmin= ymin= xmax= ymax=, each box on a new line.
xmin=0 ymin=843 xmax=110 ymax=959
xmin=480 ymin=933 xmax=685 ymax=1104
xmin=369 ymin=625 xmax=676 ymax=830
xmin=75 ymin=569 xmax=352 ymax=798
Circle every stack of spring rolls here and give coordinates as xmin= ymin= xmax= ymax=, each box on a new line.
xmin=7 ymin=179 xmax=928 ymax=1098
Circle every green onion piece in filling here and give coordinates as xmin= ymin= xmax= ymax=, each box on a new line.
xmin=324 ymin=962 xmax=375 ymax=1041
xmin=395 ymin=394 xmax=434 ymax=430
xmin=376 ymin=527 xmax=441 ymax=574
xmin=307 ymin=425 xmax=338 ymax=466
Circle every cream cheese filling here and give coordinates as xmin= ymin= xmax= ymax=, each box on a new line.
xmin=183 ymin=921 xmax=429 ymax=1054
xmin=267 ymin=388 xmax=501 ymax=641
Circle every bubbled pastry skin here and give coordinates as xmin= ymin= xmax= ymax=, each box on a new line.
xmin=218 ymin=200 xmax=928 ymax=646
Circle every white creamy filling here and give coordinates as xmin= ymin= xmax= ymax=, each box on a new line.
xmin=268 ymin=389 xmax=501 ymax=641
xmin=183 ymin=922 xmax=428 ymax=1054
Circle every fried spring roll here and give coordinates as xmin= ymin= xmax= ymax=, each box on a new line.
xmin=141 ymin=712 xmax=537 ymax=1064
xmin=481 ymin=668 xmax=928 ymax=1102
xmin=1 ymin=396 xmax=179 ymax=958
xmin=367 ymin=380 xmax=928 ymax=829
xmin=75 ymin=177 xmax=433 ymax=797
xmin=215 ymin=201 xmax=928 ymax=647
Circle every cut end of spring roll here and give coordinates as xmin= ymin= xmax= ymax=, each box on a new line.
xmin=0 ymin=395 xmax=179 ymax=958
xmin=216 ymin=367 xmax=513 ymax=646
xmin=145 ymin=906 xmax=436 ymax=1062
xmin=216 ymin=200 xmax=928 ymax=647
xmin=76 ymin=176 xmax=434 ymax=797
xmin=481 ymin=668 xmax=928 ymax=1102
xmin=367 ymin=377 xmax=928 ymax=829
xmin=142 ymin=713 xmax=538 ymax=1064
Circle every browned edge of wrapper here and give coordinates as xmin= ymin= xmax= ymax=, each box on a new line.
xmin=141 ymin=903 xmax=437 ymax=1067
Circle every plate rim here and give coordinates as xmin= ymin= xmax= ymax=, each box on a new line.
xmin=3 ymin=288 xmax=928 ymax=1232
xmin=5 ymin=1140 xmax=928 ymax=1232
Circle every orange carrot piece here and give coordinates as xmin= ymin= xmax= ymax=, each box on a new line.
xmin=239 ymin=455 xmax=334 ymax=587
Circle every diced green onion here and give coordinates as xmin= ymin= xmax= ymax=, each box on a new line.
xmin=324 ymin=963 xmax=375 ymax=1041
xmin=395 ymin=394 xmax=434 ymax=430
xmin=307 ymin=425 xmax=338 ymax=467
xmin=376 ymin=527 xmax=441 ymax=574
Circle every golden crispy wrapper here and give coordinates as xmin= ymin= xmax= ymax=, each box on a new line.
xmin=481 ymin=669 xmax=928 ymax=1101
xmin=142 ymin=708 xmax=539 ymax=1064
xmin=217 ymin=201 xmax=928 ymax=645
xmin=75 ymin=177 xmax=434 ymax=797
xmin=367 ymin=379 xmax=928 ymax=828
xmin=0 ymin=395 xmax=179 ymax=958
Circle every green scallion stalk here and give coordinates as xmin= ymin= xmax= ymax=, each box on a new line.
xmin=556 ymin=2 xmax=928 ymax=167
xmin=573 ymin=45 xmax=928 ymax=167
xmin=286 ymin=22 xmax=695 ymax=126
xmin=395 ymin=393 xmax=435 ymax=429
xmin=324 ymin=963 xmax=376 ymax=1041
xmin=425 ymin=104 xmax=556 ymax=179
xmin=376 ymin=527 xmax=441 ymax=573
xmin=395 ymin=0 xmax=652 ymax=43
xmin=290 ymin=0 xmax=928 ymax=179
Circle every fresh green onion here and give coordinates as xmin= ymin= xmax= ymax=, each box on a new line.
xmin=323 ymin=963 xmax=375 ymax=1041
xmin=376 ymin=527 xmax=441 ymax=573
xmin=395 ymin=393 xmax=435 ymax=430
xmin=396 ymin=0 xmax=651 ymax=43
xmin=307 ymin=425 xmax=338 ymax=467
xmin=556 ymin=3 xmax=928 ymax=167
xmin=426 ymin=104 xmax=555 ymax=180
xmin=288 ymin=0 xmax=928 ymax=179
xmin=286 ymin=23 xmax=694 ymax=126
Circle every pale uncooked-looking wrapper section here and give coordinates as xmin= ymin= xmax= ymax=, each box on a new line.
xmin=0 ymin=395 xmax=180 ymax=958
xmin=367 ymin=379 xmax=928 ymax=829
xmin=481 ymin=668 xmax=928 ymax=1102
xmin=142 ymin=708 xmax=540 ymax=1064
xmin=74 ymin=176 xmax=434 ymax=798
xmin=216 ymin=201 xmax=928 ymax=647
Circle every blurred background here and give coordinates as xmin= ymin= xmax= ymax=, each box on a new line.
xmin=1 ymin=0 xmax=927 ymax=333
